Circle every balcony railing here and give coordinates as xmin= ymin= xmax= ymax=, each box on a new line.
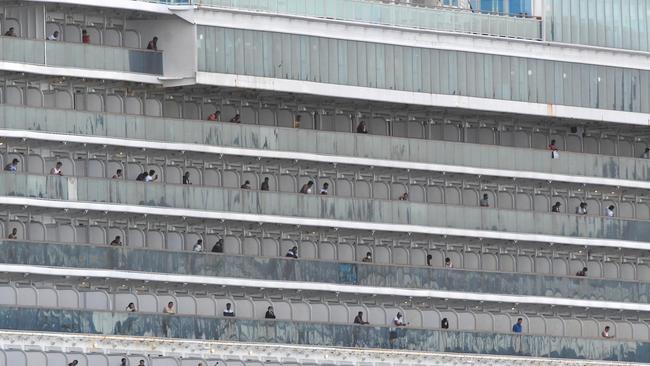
xmin=0 ymin=36 xmax=163 ymax=75
xmin=1 ymin=105 xmax=650 ymax=184
xmin=1 ymin=240 xmax=648 ymax=304
xmin=1 ymin=173 xmax=649 ymax=243
xmin=0 ymin=306 xmax=646 ymax=362
xmin=144 ymin=0 xmax=541 ymax=40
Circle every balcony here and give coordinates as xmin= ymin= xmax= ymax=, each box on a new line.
xmin=0 ymin=36 xmax=163 ymax=75
xmin=1 ymin=105 xmax=650 ymax=186
xmin=1 ymin=173 xmax=650 ymax=243
xmin=1 ymin=240 xmax=648 ymax=304
xmin=148 ymin=0 xmax=541 ymax=40
xmin=0 ymin=306 xmax=646 ymax=362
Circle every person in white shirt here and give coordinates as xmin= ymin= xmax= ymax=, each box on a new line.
xmin=445 ymin=257 xmax=453 ymax=268
xmin=163 ymin=301 xmax=175 ymax=314
xmin=192 ymin=239 xmax=203 ymax=252
xmin=144 ymin=169 xmax=158 ymax=182
xmin=601 ymin=326 xmax=614 ymax=338
xmin=47 ymin=31 xmax=59 ymax=41
xmin=50 ymin=162 xmax=63 ymax=176
xmin=393 ymin=312 xmax=407 ymax=326
xmin=126 ymin=302 xmax=137 ymax=312
xmin=320 ymin=183 xmax=329 ymax=195
xmin=606 ymin=205 xmax=615 ymax=217
xmin=575 ymin=202 xmax=587 ymax=215
xmin=642 ymin=147 xmax=650 ymax=159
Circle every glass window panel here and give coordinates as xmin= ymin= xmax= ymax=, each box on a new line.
xmin=375 ymin=43 xmax=385 ymax=89
xmin=243 ymin=30 xmax=255 ymax=75
xmin=393 ymin=45 xmax=404 ymax=91
xmin=347 ymin=40 xmax=358 ymax=86
xmin=384 ymin=44 xmax=395 ymax=90
xmin=357 ymin=40 xmax=368 ymax=87
xmin=234 ymin=29 xmax=245 ymax=74
xmin=290 ymin=34 xmax=301 ymax=80
xmin=299 ymin=35 xmax=310 ymax=81
xmin=224 ymin=28 xmax=235 ymax=74
xmin=421 ymin=48 xmax=431 ymax=94
xmin=366 ymin=42 xmax=376 ymax=88
xmin=337 ymin=39 xmax=348 ymax=85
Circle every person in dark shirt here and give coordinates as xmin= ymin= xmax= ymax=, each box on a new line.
xmin=426 ymin=254 xmax=433 ymax=266
xmin=229 ymin=114 xmax=241 ymax=123
xmin=356 ymin=120 xmax=368 ymax=134
xmin=551 ymin=202 xmax=562 ymax=213
xmin=8 ymin=228 xmax=18 ymax=239
xmin=265 ymin=306 xmax=276 ymax=319
xmin=512 ymin=318 xmax=523 ymax=333
xmin=4 ymin=27 xmax=16 ymax=37
xmin=240 ymin=180 xmax=251 ymax=189
xmin=354 ymin=311 xmax=369 ymax=325
xmin=68 ymin=361 xmax=79 ymax=366
xmin=286 ymin=246 xmax=298 ymax=259
xmin=211 ymin=239 xmax=223 ymax=253
xmin=576 ymin=267 xmax=588 ymax=277
xmin=182 ymin=172 xmax=192 ymax=185
xmin=441 ymin=318 xmax=449 ymax=329
xmin=4 ymin=158 xmax=18 ymax=172
xmin=147 ymin=36 xmax=158 ymax=50
xmin=260 ymin=177 xmax=270 ymax=191
xmin=110 ymin=236 xmax=122 ymax=246
xmin=299 ymin=181 xmax=313 ymax=194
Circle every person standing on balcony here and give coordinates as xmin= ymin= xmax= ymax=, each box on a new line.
xmin=576 ymin=267 xmax=588 ymax=277
xmin=47 ymin=31 xmax=59 ymax=41
xmin=260 ymin=177 xmax=270 ymax=191
xmin=145 ymin=170 xmax=158 ymax=182
xmin=229 ymin=114 xmax=241 ymax=123
xmin=445 ymin=257 xmax=453 ymax=268
xmin=293 ymin=114 xmax=301 ymax=128
xmin=512 ymin=318 xmax=523 ymax=333
xmin=110 ymin=236 xmax=122 ymax=246
xmin=576 ymin=202 xmax=588 ymax=215
xmin=320 ymin=182 xmax=329 ymax=195
xmin=223 ymin=303 xmax=235 ymax=317
xmin=4 ymin=158 xmax=19 ymax=172
xmin=163 ymin=301 xmax=176 ymax=314
xmin=354 ymin=311 xmax=369 ymax=325
xmin=479 ymin=193 xmax=489 ymax=207
xmin=126 ymin=303 xmax=136 ymax=312
xmin=112 ymin=169 xmax=123 ymax=179
xmin=601 ymin=326 xmax=614 ymax=338
xmin=207 ymin=110 xmax=220 ymax=121
xmin=182 ymin=172 xmax=192 ymax=185
xmin=265 ymin=306 xmax=276 ymax=319
xmin=441 ymin=318 xmax=449 ymax=329
xmin=211 ymin=238 xmax=224 ymax=253
xmin=147 ymin=36 xmax=158 ymax=51
xmin=193 ymin=239 xmax=203 ymax=252
xmin=240 ymin=180 xmax=251 ymax=189
xmin=286 ymin=246 xmax=298 ymax=259
xmin=82 ymin=29 xmax=90 ymax=44
xmin=7 ymin=228 xmax=17 ymax=239
xmin=356 ymin=120 xmax=368 ymax=134
xmin=548 ymin=139 xmax=559 ymax=159
xmin=551 ymin=201 xmax=562 ymax=213
xmin=642 ymin=147 xmax=650 ymax=159
xmin=4 ymin=27 xmax=16 ymax=37
xmin=606 ymin=205 xmax=615 ymax=217
xmin=299 ymin=181 xmax=313 ymax=194
xmin=398 ymin=192 xmax=409 ymax=201
xmin=361 ymin=252 xmax=372 ymax=263
xmin=50 ymin=161 xmax=63 ymax=176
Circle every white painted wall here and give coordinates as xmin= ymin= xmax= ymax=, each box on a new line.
xmin=128 ymin=17 xmax=196 ymax=79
